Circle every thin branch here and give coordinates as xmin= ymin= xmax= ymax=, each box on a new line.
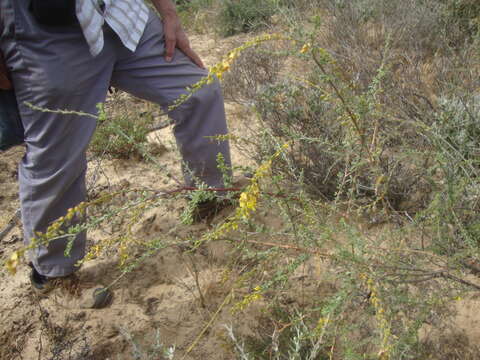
xmin=181 ymin=291 xmax=232 ymax=359
xmin=244 ymin=239 xmax=331 ymax=258
xmin=441 ymin=273 xmax=480 ymax=291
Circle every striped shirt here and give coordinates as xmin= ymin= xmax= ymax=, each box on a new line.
xmin=76 ymin=0 xmax=150 ymax=57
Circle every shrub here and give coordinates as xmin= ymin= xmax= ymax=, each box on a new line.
xmin=220 ymin=0 xmax=479 ymax=213
xmin=217 ymin=0 xmax=275 ymax=36
xmin=222 ymin=45 xmax=283 ymax=104
xmin=432 ymin=95 xmax=480 ymax=162
xmin=423 ymin=94 xmax=480 ymax=255
xmin=254 ymin=79 xmax=344 ymax=199
xmin=174 ymin=0 xmax=216 ymax=32
xmin=225 ymin=39 xmax=432 ymax=209
xmin=175 ymin=0 xmax=213 ymax=11
xmin=441 ymin=0 xmax=480 ymax=38
xmin=319 ymin=0 xmax=478 ymax=60
xmin=215 ymin=16 xmax=479 ymax=357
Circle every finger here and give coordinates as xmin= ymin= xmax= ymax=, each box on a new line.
xmin=182 ymin=47 xmax=205 ymax=69
xmin=165 ymin=36 xmax=176 ymax=62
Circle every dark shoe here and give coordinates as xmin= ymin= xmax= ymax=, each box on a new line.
xmin=29 ymin=265 xmax=112 ymax=309
xmin=30 ymin=265 xmax=54 ymax=295
xmin=191 ymin=198 xmax=233 ymax=223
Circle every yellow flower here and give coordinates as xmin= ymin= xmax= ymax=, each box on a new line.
xmin=300 ymin=43 xmax=311 ymax=54
xmin=6 ymin=251 xmax=20 ymax=275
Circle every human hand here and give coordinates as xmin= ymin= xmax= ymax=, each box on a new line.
xmin=162 ymin=13 xmax=205 ymax=69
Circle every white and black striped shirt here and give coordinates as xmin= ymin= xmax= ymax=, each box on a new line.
xmin=76 ymin=0 xmax=150 ymax=57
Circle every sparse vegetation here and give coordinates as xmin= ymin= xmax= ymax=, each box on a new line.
xmin=2 ymin=0 xmax=480 ymax=359
xmin=118 ymin=327 xmax=175 ymax=360
xmin=89 ymin=94 xmax=156 ymax=160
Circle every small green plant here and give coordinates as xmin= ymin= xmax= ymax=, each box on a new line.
xmin=180 ymin=186 xmax=217 ymax=225
xmin=225 ymin=316 xmax=329 ymax=360
xmin=118 ymin=327 xmax=175 ymax=360
xmin=89 ymin=99 xmax=155 ymax=160
xmin=432 ymin=95 xmax=480 ymax=162
xmin=180 ymin=153 xmax=234 ymax=225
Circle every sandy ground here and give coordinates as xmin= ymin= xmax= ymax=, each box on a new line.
xmin=2 ymin=31 xmax=480 ymax=360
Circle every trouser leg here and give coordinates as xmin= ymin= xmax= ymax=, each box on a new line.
xmin=110 ymin=12 xmax=231 ymax=188
xmin=1 ymin=0 xmax=113 ymax=277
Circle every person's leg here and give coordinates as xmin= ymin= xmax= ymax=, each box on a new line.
xmin=1 ymin=0 xmax=114 ymax=277
xmin=110 ymin=12 xmax=231 ymax=189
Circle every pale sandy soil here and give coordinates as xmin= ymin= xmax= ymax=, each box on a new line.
xmin=1 ymin=32 xmax=480 ymax=360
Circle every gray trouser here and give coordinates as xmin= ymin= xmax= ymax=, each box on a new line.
xmin=0 ymin=1 xmax=231 ymax=277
